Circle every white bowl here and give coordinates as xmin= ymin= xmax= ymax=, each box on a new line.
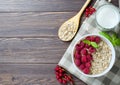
xmin=72 ymin=34 xmax=115 ymax=77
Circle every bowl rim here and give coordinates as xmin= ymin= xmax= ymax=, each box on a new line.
xmin=72 ymin=34 xmax=116 ymax=77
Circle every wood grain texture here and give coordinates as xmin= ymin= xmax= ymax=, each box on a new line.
xmin=111 ymin=0 xmax=119 ymax=6
xmin=0 ymin=38 xmax=69 ymax=64
xmin=0 ymin=0 xmax=117 ymax=12
xmin=0 ymin=64 xmax=59 ymax=85
xmin=0 ymin=0 xmax=85 ymax=12
xmin=0 ymin=12 xmax=77 ymax=37
xmin=0 ymin=64 xmax=86 ymax=85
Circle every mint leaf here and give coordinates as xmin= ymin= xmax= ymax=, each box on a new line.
xmin=111 ymin=41 xmax=116 ymax=46
xmin=111 ymin=33 xmax=118 ymax=46
xmin=99 ymin=31 xmax=120 ymax=46
xmin=83 ymin=40 xmax=91 ymax=45
xmin=99 ymin=31 xmax=115 ymax=45
xmin=111 ymin=33 xmax=117 ymax=40
xmin=99 ymin=32 xmax=112 ymax=42
xmin=114 ymin=38 xmax=120 ymax=46
xmin=111 ymin=33 xmax=120 ymax=46
xmin=91 ymin=42 xmax=99 ymax=48
xmin=83 ymin=39 xmax=99 ymax=48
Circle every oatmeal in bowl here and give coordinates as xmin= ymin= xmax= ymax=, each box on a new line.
xmin=72 ymin=34 xmax=115 ymax=77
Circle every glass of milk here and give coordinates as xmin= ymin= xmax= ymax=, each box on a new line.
xmin=96 ymin=4 xmax=120 ymax=32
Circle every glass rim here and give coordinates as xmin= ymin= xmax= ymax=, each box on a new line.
xmin=95 ymin=4 xmax=120 ymax=31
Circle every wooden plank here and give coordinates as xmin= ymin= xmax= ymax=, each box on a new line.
xmin=0 ymin=0 xmax=118 ymax=12
xmin=0 ymin=64 xmax=86 ymax=85
xmin=119 ymin=0 xmax=120 ymax=7
xmin=0 ymin=12 xmax=77 ymax=37
xmin=0 ymin=1 xmax=118 ymax=37
xmin=0 ymin=37 xmax=69 ymax=64
xmin=111 ymin=0 xmax=119 ymax=6
xmin=0 ymin=0 xmax=85 ymax=12
xmin=0 ymin=64 xmax=60 ymax=85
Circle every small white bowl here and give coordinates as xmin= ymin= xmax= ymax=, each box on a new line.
xmin=72 ymin=34 xmax=115 ymax=77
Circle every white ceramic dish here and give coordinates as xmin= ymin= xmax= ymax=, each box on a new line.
xmin=72 ymin=34 xmax=115 ymax=77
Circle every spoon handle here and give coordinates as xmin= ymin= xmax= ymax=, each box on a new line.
xmin=77 ymin=0 xmax=91 ymax=17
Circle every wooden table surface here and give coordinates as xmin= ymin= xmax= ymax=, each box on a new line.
xmin=0 ymin=0 xmax=118 ymax=85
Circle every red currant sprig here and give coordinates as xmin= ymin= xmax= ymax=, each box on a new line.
xmin=85 ymin=6 xmax=96 ymax=17
xmin=55 ymin=65 xmax=74 ymax=85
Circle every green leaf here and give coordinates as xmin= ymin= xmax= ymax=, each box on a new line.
xmin=99 ymin=31 xmax=112 ymax=42
xmin=111 ymin=33 xmax=118 ymax=46
xmin=111 ymin=41 xmax=116 ymax=46
xmin=111 ymin=33 xmax=117 ymax=40
xmin=114 ymin=38 xmax=120 ymax=46
xmin=83 ymin=40 xmax=91 ymax=45
xmin=83 ymin=39 xmax=99 ymax=48
xmin=91 ymin=42 xmax=99 ymax=48
xmin=99 ymin=31 xmax=120 ymax=46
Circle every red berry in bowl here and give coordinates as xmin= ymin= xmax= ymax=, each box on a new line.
xmin=75 ymin=59 xmax=81 ymax=66
xmin=81 ymin=48 xmax=87 ymax=55
xmin=85 ymin=62 xmax=91 ymax=68
xmin=89 ymin=46 xmax=96 ymax=53
xmin=85 ymin=44 xmax=90 ymax=48
xmin=90 ymin=36 xmax=95 ymax=42
xmin=76 ymin=44 xmax=82 ymax=51
xmin=79 ymin=64 xmax=85 ymax=70
xmin=95 ymin=36 xmax=101 ymax=43
xmin=83 ymin=68 xmax=90 ymax=74
xmin=81 ymin=55 xmax=87 ymax=63
xmin=80 ymin=41 xmax=85 ymax=47
xmin=86 ymin=36 xmax=91 ymax=41
xmin=87 ymin=54 xmax=93 ymax=61
xmin=74 ymin=51 xmax=81 ymax=59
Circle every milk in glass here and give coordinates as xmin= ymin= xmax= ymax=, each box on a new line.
xmin=96 ymin=5 xmax=120 ymax=32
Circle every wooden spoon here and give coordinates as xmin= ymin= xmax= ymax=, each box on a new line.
xmin=58 ymin=0 xmax=91 ymax=41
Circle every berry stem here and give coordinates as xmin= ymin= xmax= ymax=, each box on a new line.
xmin=54 ymin=65 xmax=74 ymax=84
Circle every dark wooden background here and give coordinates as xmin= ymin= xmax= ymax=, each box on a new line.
xmin=0 ymin=0 xmax=118 ymax=85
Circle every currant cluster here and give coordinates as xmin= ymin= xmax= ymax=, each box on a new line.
xmin=85 ymin=6 xmax=96 ymax=17
xmin=55 ymin=65 xmax=74 ymax=84
xmin=74 ymin=36 xmax=101 ymax=74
